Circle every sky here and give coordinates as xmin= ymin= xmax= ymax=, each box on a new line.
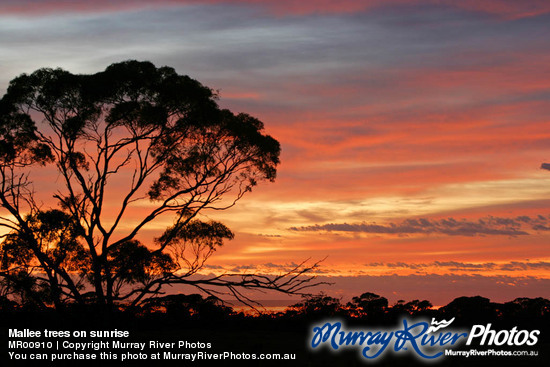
xmin=1 ymin=0 xmax=550 ymax=306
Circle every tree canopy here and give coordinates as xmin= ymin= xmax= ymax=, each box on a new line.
xmin=0 ymin=60 xmax=317 ymax=311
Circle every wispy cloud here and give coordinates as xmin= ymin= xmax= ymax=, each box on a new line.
xmin=3 ymin=1 xmax=550 ymax=19
xmin=203 ymin=262 xmax=315 ymax=274
xmin=366 ymin=260 xmax=550 ymax=272
xmin=290 ymin=215 xmax=550 ymax=237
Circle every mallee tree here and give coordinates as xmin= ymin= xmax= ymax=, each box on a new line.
xmin=0 ymin=60 xmax=317 ymax=311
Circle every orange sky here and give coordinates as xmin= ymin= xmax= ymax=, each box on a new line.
xmin=1 ymin=0 xmax=550 ymax=305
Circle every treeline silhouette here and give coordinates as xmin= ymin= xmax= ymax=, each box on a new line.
xmin=1 ymin=292 xmax=548 ymax=366
xmin=1 ymin=291 xmax=548 ymax=329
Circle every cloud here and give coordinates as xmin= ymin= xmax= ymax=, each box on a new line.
xmin=289 ymin=215 xmax=550 ymax=237
xmin=366 ymin=260 xmax=550 ymax=272
xmin=230 ymin=265 xmax=256 ymax=272
xmin=203 ymin=264 xmax=225 ymax=270
xmin=2 ymin=0 xmax=550 ymax=19
xmin=432 ymin=261 xmax=496 ymax=270
xmin=196 ymin=259 xmax=345 ymax=276
xmin=263 ymin=262 xmax=299 ymax=269
xmin=371 ymin=261 xmax=497 ymax=271
xmin=541 ymin=163 xmax=550 ymax=171
xmin=500 ymin=261 xmax=550 ymax=271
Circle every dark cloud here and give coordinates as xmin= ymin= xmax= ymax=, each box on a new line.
xmin=263 ymin=262 xmax=299 ymax=269
xmin=385 ymin=262 xmax=424 ymax=270
xmin=289 ymin=215 xmax=550 ymax=237
xmin=230 ymin=265 xmax=256 ymax=272
xmin=203 ymin=264 xmax=225 ymax=270
xmin=541 ymin=163 xmax=550 ymax=171
xmin=433 ymin=261 xmax=496 ymax=270
xmin=500 ymin=261 xmax=550 ymax=271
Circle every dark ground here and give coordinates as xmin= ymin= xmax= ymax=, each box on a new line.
xmin=1 ymin=309 xmax=547 ymax=367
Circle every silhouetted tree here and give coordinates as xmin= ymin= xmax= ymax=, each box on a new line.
xmin=502 ymin=297 xmax=550 ymax=319
xmin=0 ymin=60 xmax=319 ymax=312
xmin=390 ymin=299 xmax=432 ymax=315
xmin=142 ymin=293 xmax=233 ymax=320
xmin=288 ymin=293 xmax=343 ymax=317
xmin=346 ymin=292 xmax=388 ymax=319
xmin=440 ymin=296 xmax=497 ymax=323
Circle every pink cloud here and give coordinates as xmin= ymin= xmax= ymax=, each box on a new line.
xmin=2 ymin=0 xmax=550 ymax=19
